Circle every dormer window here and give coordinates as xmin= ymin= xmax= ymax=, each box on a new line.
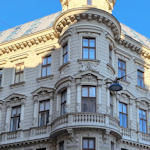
xmin=87 ymin=0 xmax=92 ymax=5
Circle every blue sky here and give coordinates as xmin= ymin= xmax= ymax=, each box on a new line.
xmin=0 ymin=0 xmax=150 ymax=39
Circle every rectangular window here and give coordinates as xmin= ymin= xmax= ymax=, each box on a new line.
xmin=42 ymin=56 xmax=51 ymax=77
xmin=139 ymin=109 xmax=147 ymax=133
xmin=10 ymin=106 xmax=21 ymax=131
xmin=87 ymin=0 xmax=92 ymax=5
xmin=0 ymin=69 xmax=2 ymax=86
xmin=39 ymin=100 xmax=50 ymax=126
xmin=61 ymin=90 xmax=67 ymax=115
xmin=83 ymin=138 xmax=95 ymax=150
xmin=119 ymin=102 xmax=127 ymax=128
xmin=82 ymin=86 xmax=96 ymax=112
xmin=109 ymin=45 xmax=112 ymax=65
xmin=111 ymin=142 xmax=114 ymax=150
xmin=15 ymin=63 xmax=24 ymax=83
xmin=137 ymin=70 xmax=144 ymax=88
xmin=118 ymin=60 xmax=126 ymax=80
xmin=59 ymin=141 xmax=64 ymax=150
xmin=110 ymin=93 xmax=113 ymax=117
xmin=63 ymin=44 xmax=68 ymax=64
xmin=83 ymin=38 xmax=95 ymax=59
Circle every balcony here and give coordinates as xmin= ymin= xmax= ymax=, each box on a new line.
xmin=51 ymin=113 xmax=122 ymax=138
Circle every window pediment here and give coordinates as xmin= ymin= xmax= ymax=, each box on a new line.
xmin=4 ymin=93 xmax=26 ymax=106
xmin=117 ymin=90 xmax=135 ymax=100
xmin=31 ymin=87 xmax=55 ymax=101
xmin=136 ymin=97 xmax=150 ymax=105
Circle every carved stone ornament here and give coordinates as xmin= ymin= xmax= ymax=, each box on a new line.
xmin=102 ymin=130 xmax=110 ymax=144
xmin=67 ymin=128 xmax=74 ymax=142
xmin=79 ymin=61 xmax=99 ymax=73
xmin=81 ymin=74 xmax=97 ymax=83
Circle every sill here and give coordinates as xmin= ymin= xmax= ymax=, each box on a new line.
xmin=136 ymin=85 xmax=148 ymax=92
xmin=36 ymin=74 xmax=54 ymax=82
xmin=78 ymin=59 xmax=100 ymax=63
xmin=58 ymin=61 xmax=70 ymax=72
xmin=106 ymin=63 xmax=115 ymax=74
xmin=10 ymin=81 xmax=25 ymax=88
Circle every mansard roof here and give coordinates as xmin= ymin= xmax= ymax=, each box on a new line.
xmin=0 ymin=11 xmax=150 ymax=49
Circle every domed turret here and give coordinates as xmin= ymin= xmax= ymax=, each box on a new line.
xmin=60 ymin=0 xmax=116 ymax=13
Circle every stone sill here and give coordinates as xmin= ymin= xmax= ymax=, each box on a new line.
xmin=106 ymin=63 xmax=115 ymax=74
xmin=9 ymin=81 xmax=25 ymax=88
xmin=58 ymin=61 xmax=70 ymax=72
xmin=136 ymin=85 xmax=148 ymax=92
xmin=78 ymin=59 xmax=100 ymax=63
xmin=36 ymin=74 xmax=54 ymax=82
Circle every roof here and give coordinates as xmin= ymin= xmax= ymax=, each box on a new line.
xmin=0 ymin=11 xmax=150 ymax=49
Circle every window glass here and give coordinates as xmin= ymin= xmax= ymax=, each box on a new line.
xmin=139 ymin=109 xmax=147 ymax=133
xmin=118 ymin=60 xmax=126 ymax=80
xmin=87 ymin=0 xmax=92 ymax=5
xmin=90 ymin=49 xmax=95 ymax=59
xmin=83 ymin=39 xmax=88 ymax=47
xmin=89 ymin=39 xmax=95 ymax=47
xmin=89 ymin=87 xmax=96 ymax=97
xmin=82 ymin=87 xmax=88 ymax=97
xmin=63 ymin=44 xmax=68 ymax=64
xmin=89 ymin=139 xmax=94 ymax=148
xmin=42 ymin=56 xmax=51 ymax=77
xmin=83 ymin=138 xmax=95 ymax=150
xmin=83 ymin=139 xmax=88 ymax=148
xmin=83 ymin=48 xmax=88 ymax=59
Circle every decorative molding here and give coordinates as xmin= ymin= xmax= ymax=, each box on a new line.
xmin=36 ymin=74 xmax=54 ymax=82
xmin=9 ymin=81 xmax=25 ymax=88
xmin=9 ymin=53 xmax=28 ymax=62
xmin=106 ymin=63 xmax=115 ymax=74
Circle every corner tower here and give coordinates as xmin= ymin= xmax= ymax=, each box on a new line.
xmin=60 ymin=0 xmax=116 ymax=13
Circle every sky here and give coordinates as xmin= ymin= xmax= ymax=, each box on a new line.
xmin=0 ymin=0 xmax=150 ymax=39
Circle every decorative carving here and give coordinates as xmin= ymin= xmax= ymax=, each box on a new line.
xmin=79 ymin=61 xmax=99 ymax=72
xmin=102 ymin=130 xmax=110 ymax=144
xmin=76 ymin=103 xmax=81 ymax=112
xmin=67 ymin=128 xmax=74 ymax=142
xmin=81 ymin=74 xmax=97 ymax=82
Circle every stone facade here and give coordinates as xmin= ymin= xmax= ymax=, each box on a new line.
xmin=0 ymin=0 xmax=150 ymax=150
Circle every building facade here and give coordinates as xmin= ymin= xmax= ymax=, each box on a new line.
xmin=0 ymin=0 xmax=150 ymax=150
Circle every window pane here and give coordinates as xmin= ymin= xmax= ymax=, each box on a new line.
xmin=143 ymin=121 xmax=146 ymax=133
xmin=89 ymin=39 xmax=95 ymax=47
xmin=89 ymin=99 xmax=96 ymax=112
xmin=12 ymin=108 xmax=17 ymax=117
xmin=83 ymin=39 xmax=88 ymax=47
xmin=42 ymin=67 xmax=46 ymax=77
xmin=143 ymin=111 xmax=146 ymax=119
xmin=123 ymin=114 xmax=127 ymax=127
xmin=90 ymin=49 xmax=95 ymax=59
xmin=20 ymin=73 xmax=24 ymax=82
xmin=139 ymin=109 xmax=142 ymax=118
xmin=82 ymin=87 xmax=88 ymax=97
xmin=20 ymin=64 xmax=24 ymax=71
xmin=89 ymin=139 xmax=94 ymax=148
xmin=83 ymin=48 xmax=88 ymax=59
xmin=123 ymin=104 xmax=126 ymax=113
xmin=122 ymin=62 xmax=125 ymax=69
xmin=43 ymin=58 xmax=47 ymax=65
xmin=47 ymin=56 xmax=51 ymax=64
xmin=140 ymin=120 xmax=143 ymax=131
xmin=17 ymin=107 xmax=21 ymax=115
xmin=89 ymin=87 xmax=96 ymax=97
xmin=45 ymin=101 xmax=50 ymax=110
xmin=87 ymin=0 xmax=92 ymax=5
xmin=119 ymin=102 xmax=122 ymax=112
xmin=15 ymin=74 xmax=19 ymax=83
xmin=82 ymin=98 xmax=88 ymax=112
xmin=118 ymin=69 xmax=121 ymax=78
xmin=47 ymin=66 xmax=51 ymax=76
xmin=118 ymin=60 xmax=121 ymax=68
xmin=83 ymin=139 xmax=88 ymax=148
xmin=16 ymin=65 xmax=20 ymax=72
xmin=119 ymin=113 xmax=122 ymax=126
xmin=40 ymin=102 xmax=44 ymax=111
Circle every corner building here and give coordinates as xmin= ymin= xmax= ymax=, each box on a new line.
xmin=0 ymin=0 xmax=150 ymax=150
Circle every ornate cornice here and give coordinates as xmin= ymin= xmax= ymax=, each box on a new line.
xmin=0 ymin=32 xmax=57 ymax=56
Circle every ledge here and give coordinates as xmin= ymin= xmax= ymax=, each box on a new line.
xmin=106 ymin=63 xmax=115 ymax=74
xmin=36 ymin=74 xmax=54 ymax=82
xmin=58 ymin=61 xmax=70 ymax=72
xmin=9 ymin=81 xmax=25 ymax=88
xmin=78 ymin=59 xmax=100 ymax=63
xmin=136 ymin=85 xmax=149 ymax=92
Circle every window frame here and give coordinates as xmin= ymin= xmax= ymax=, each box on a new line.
xmin=15 ymin=63 xmax=24 ymax=83
xmin=61 ymin=90 xmax=67 ymax=115
xmin=118 ymin=59 xmax=126 ymax=80
xmin=137 ymin=70 xmax=144 ymax=88
xmin=10 ymin=105 xmax=21 ymax=132
xmin=59 ymin=141 xmax=64 ymax=150
xmin=81 ymin=86 xmax=96 ymax=113
xmin=41 ymin=55 xmax=51 ymax=77
xmin=63 ymin=43 xmax=68 ymax=64
xmin=119 ymin=102 xmax=128 ymax=128
xmin=82 ymin=138 xmax=95 ymax=150
xmin=139 ymin=108 xmax=147 ymax=133
xmin=38 ymin=100 xmax=50 ymax=126
xmin=82 ymin=37 xmax=96 ymax=59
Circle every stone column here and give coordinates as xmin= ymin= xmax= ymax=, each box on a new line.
xmin=129 ymin=99 xmax=133 ymax=129
xmin=66 ymin=85 xmax=71 ymax=113
xmin=20 ymin=99 xmax=25 ymax=129
xmin=136 ymin=101 xmax=140 ymax=131
xmin=33 ymin=98 xmax=38 ymax=127
xmin=56 ymin=94 xmax=61 ymax=116
xmin=49 ymin=93 xmax=53 ymax=123
xmin=106 ymin=87 xmax=110 ymax=114
xmin=97 ymin=85 xmax=102 ymax=113
xmin=5 ymin=105 xmax=11 ymax=131
xmin=76 ymin=83 xmax=81 ymax=112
